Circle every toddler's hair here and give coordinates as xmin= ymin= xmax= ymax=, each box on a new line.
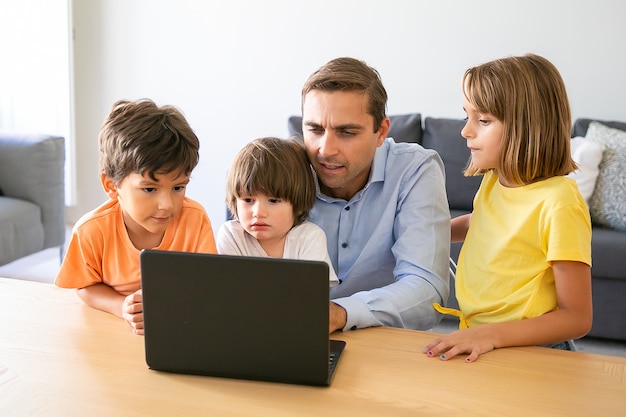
xmin=226 ymin=137 xmax=315 ymax=226
xmin=98 ymin=99 xmax=200 ymax=185
xmin=462 ymin=53 xmax=577 ymax=185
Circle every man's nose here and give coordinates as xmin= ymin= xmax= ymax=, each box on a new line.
xmin=319 ymin=131 xmax=339 ymax=157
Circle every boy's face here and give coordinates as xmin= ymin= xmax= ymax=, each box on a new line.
xmin=236 ymin=192 xmax=295 ymax=254
xmin=102 ymin=170 xmax=190 ymax=247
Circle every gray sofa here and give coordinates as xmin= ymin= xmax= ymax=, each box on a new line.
xmin=0 ymin=133 xmax=66 ymax=266
xmin=288 ymin=114 xmax=626 ymax=341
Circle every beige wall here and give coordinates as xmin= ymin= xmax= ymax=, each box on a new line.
xmin=68 ymin=0 xmax=626 ymax=228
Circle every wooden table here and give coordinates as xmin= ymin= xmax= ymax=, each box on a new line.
xmin=1 ymin=277 xmax=625 ymax=416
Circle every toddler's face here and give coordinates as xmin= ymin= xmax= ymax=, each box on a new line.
xmin=236 ymin=192 xmax=295 ymax=250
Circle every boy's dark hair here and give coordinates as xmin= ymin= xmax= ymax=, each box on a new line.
xmin=98 ymin=99 xmax=200 ymax=184
xmin=301 ymin=57 xmax=388 ymax=133
xmin=226 ymin=137 xmax=316 ymax=226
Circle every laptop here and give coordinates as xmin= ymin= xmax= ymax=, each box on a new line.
xmin=140 ymin=250 xmax=346 ymax=386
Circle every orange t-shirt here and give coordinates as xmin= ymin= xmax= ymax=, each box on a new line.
xmin=55 ymin=197 xmax=217 ymax=295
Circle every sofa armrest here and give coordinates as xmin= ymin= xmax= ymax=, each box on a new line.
xmin=0 ymin=133 xmax=65 ymax=249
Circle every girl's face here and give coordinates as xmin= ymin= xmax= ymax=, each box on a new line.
xmin=236 ymin=192 xmax=295 ymax=254
xmin=461 ymin=96 xmax=504 ymax=172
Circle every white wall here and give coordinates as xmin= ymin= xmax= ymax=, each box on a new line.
xmin=68 ymin=0 xmax=626 ymax=229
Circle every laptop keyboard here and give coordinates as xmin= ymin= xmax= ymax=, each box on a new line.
xmin=329 ymin=351 xmax=339 ymax=375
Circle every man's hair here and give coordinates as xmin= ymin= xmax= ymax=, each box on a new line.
xmin=462 ymin=53 xmax=576 ymax=185
xmin=98 ymin=99 xmax=200 ymax=184
xmin=226 ymin=137 xmax=315 ymax=226
xmin=301 ymin=57 xmax=388 ymax=133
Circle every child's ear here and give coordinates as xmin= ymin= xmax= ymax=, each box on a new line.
xmin=100 ymin=173 xmax=118 ymax=199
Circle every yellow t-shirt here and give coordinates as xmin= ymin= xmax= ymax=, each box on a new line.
xmin=55 ymin=197 xmax=217 ymax=295
xmin=455 ymin=171 xmax=591 ymax=328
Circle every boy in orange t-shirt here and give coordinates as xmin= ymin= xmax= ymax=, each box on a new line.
xmin=55 ymin=99 xmax=217 ymax=335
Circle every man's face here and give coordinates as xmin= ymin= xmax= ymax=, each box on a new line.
xmin=302 ymin=90 xmax=389 ymax=201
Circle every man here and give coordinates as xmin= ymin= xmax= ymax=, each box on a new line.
xmin=300 ymin=57 xmax=451 ymax=333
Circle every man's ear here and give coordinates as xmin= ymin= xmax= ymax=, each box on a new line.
xmin=376 ymin=117 xmax=391 ymax=146
xmin=100 ymin=173 xmax=118 ymax=199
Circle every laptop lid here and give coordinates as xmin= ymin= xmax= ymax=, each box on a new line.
xmin=140 ymin=250 xmax=345 ymax=386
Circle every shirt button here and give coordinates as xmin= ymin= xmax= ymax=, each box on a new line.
xmin=341 ymin=243 xmax=348 ymax=248
xmin=344 ymin=206 xmax=350 ymax=211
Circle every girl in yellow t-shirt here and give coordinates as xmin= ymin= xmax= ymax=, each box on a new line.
xmin=424 ymin=54 xmax=592 ymax=362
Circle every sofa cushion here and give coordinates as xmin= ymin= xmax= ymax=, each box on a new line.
xmin=566 ymin=137 xmax=604 ymax=202
xmin=583 ymin=122 xmax=626 ymax=231
xmin=0 ymin=197 xmax=44 ymax=265
xmin=421 ymin=118 xmax=482 ymax=211
xmin=287 ymin=113 xmax=423 ymax=144
xmin=590 ymin=226 xmax=626 ymax=280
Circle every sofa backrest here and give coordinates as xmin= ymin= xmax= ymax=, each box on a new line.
xmin=572 ymin=118 xmax=626 ymax=138
xmin=0 ymin=133 xmax=65 ymax=249
xmin=287 ymin=114 xmax=423 ymax=144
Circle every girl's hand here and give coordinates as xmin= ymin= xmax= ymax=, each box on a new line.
xmin=423 ymin=326 xmax=497 ymax=363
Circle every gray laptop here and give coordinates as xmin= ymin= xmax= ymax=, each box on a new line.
xmin=140 ymin=250 xmax=346 ymax=386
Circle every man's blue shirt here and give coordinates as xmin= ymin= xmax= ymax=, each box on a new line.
xmin=310 ymin=138 xmax=451 ymax=331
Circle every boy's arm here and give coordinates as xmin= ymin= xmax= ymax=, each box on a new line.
xmin=77 ymin=283 xmax=125 ymax=317
xmin=451 ymin=213 xmax=472 ymax=243
xmin=77 ymin=284 xmax=144 ymax=334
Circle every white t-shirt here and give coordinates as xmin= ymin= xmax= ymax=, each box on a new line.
xmin=217 ymin=220 xmax=339 ymax=286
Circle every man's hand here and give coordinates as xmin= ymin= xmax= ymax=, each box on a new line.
xmin=122 ymin=289 xmax=144 ymax=335
xmin=329 ymin=302 xmax=347 ymax=333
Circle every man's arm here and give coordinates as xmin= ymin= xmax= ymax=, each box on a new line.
xmin=334 ymin=152 xmax=451 ymax=331
xmin=329 ymin=302 xmax=347 ymax=333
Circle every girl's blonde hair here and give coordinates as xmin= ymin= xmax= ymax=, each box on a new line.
xmin=463 ymin=53 xmax=577 ymax=185
xmin=226 ymin=137 xmax=315 ymax=226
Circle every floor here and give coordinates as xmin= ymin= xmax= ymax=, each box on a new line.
xmin=2 ymin=225 xmax=625 ymax=358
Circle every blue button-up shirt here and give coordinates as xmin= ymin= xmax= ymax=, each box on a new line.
xmin=310 ymin=138 xmax=451 ymax=331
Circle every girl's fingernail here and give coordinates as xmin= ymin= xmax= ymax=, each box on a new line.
xmin=440 ymin=354 xmax=446 ymax=360
xmin=427 ymin=351 xmax=433 ymax=356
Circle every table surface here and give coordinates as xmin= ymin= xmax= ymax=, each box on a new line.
xmin=1 ymin=277 xmax=625 ymax=417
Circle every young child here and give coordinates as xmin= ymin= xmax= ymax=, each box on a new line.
xmin=55 ymin=99 xmax=217 ymax=335
xmin=217 ymin=137 xmax=338 ymax=286
xmin=424 ymin=54 xmax=593 ymax=362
